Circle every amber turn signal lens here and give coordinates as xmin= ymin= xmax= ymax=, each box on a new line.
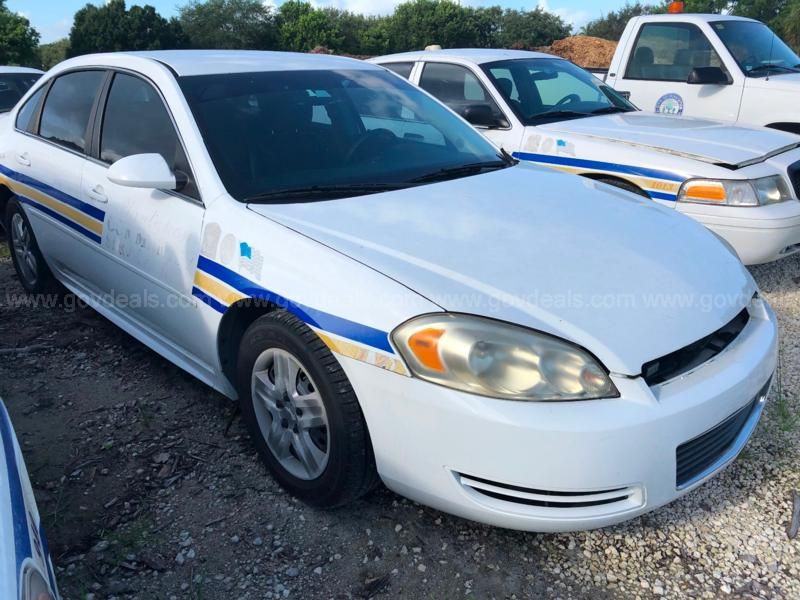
xmin=407 ymin=327 xmax=446 ymax=372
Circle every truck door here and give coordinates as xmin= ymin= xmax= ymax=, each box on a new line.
xmin=610 ymin=21 xmax=744 ymax=122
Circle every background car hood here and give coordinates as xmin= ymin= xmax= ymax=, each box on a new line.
xmin=539 ymin=112 xmax=800 ymax=168
xmin=249 ymin=164 xmax=755 ymax=375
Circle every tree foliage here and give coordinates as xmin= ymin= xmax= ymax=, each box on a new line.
xmin=0 ymin=0 xmax=40 ymax=67
xmin=38 ymin=38 xmax=69 ymax=70
xmin=179 ymin=0 xmax=277 ymax=49
xmin=68 ymin=0 xmax=188 ymax=57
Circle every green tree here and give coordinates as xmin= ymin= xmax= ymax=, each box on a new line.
xmin=38 ymin=38 xmax=70 ymax=70
xmin=497 ymin=8 xmax=572 ymax=48
xmin=179 ymin=0 xmax=277 ymax=49
xmin=0 ymin=0 xmax=40 ymax=66
xmin=581 ymin=3 xmax=663 ymax=41
xmin=69 ymin=0 xmax=188 ymax=57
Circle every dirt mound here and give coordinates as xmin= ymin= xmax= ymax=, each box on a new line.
xmin=544 ymin=35 xmax=618 ymax=69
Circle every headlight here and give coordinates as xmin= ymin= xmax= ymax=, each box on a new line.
xmin=678 ymin=176 xmax=792 ymax=206
xmin=392 ymin=314 xmax=619 ymax=401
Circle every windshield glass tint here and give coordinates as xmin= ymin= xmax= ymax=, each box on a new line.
xmin=712 ymin=21 xmax=800 ymax=76
xmin=483 ymin=59 xmax=635 ymax=124
xmin=0 ymin=73 xmax=41 ymax=113
xmin=179 ymin=69 xmax=504 ymax=201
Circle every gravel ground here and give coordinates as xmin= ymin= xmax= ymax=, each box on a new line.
xmin=0 ymin=237 xmax=798 ymax=600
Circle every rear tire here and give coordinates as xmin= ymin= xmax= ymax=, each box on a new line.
xmin=4 ymin=197 xmax=57 ymax=294
xmin=236 ymin=310 xmax=379 ymax=508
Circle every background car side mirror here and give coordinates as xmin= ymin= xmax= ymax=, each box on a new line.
xmin=462 ymin=103 xmax=509 ymax=129
xmin=107 ymin=154 xmax=179 ymax=190
xmin=687 ymin=67 xmax=731 ymax=85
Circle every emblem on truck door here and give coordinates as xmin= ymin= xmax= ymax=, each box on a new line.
xmin=655 ymin=93 xmax=685 ymax=116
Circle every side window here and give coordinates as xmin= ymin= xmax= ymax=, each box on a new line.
xmin=100 ymin=73 xmax=199 ymax=199
xmin=419 ymin=62 xmax=505 ymax=122
xmin=625 ymin=23 xmax=723 ymax=81
xmin=382 ymin=62 xmax=414 ymax=79
xmin=39 ymin=71 xmax=105 ymax=153
xmin=15 ymin=86 xmax=45 ymax=132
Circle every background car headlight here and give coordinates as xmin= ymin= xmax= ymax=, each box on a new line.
xmin=392 ymin=314 xmax=619 ymax=401
xmin=678 ymin=176 xmax=792 ymax=206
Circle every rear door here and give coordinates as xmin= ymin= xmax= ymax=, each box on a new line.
xmin=4 ymin=70 xmax=107 ymax=285
xmin=610 ymin=21 xmax=743 ymax=121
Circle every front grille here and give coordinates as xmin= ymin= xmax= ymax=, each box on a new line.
xmin=676 ymin=379 xmax=770 ymax=488
xmin=642 ymin=308 xmax=750 ymax=386
xmin=456 ymin=472 xmax=640 ymax=510
xmin=789 ymin=161 xmax=800 ymax=199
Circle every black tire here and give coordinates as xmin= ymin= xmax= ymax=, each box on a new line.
xmin=236 ymin=310 xmax=379 ymax=508
xmin=4 ymin=197 xmax=58 ymax=294
xmin=594 ymin=177 xmax=650 ymax=199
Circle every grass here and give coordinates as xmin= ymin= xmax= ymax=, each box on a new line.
xmin=0 ymin=239 xmax=9 ymax=259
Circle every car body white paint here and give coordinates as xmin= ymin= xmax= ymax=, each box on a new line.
xmin=606 ymin=15 xmax=800 ymax=131
xmin=1 ymin=400 xmax=59 ymax=600
xmin=370 ymin=49 xmax=800 ymax=265
xmin=0 ymin=51 xmax=777 ymax=531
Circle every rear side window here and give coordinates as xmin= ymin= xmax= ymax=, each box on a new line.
xmin=15 ymin=86 xmax=45 ymax=132
xmin=382 ymin=62 xmax=414 ymax=79
xmin=419 ymin=62 xmax=505 ymax=123
xmin=40 ymin=71 xmax=105 ymax=153
xmin=625 ymin=23 xmax=723 ymax=81
xmin=101 ymin=73 xmax=199 ymax=199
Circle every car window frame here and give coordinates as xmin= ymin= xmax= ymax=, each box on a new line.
xmin=90 ymin=68 xmax=203 ymax=205
xmin=418 ymin=61 xmax=512 ymax=131
xmin=14 ymin=84 xmax=47 ymax=134
xmin=623 ymin=22 xmax=725 ymax=83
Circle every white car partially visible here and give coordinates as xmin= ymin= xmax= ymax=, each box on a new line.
xmin=0 ymin=400 xmax=58 ymax=600
xmin=0 ymin=67 xmax=42 ymax=115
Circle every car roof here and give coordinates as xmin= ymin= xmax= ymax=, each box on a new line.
xmin=0 ymin=66 xmax=43 ymax=75
xmin=370 ymin=48 xmax=558 ymax=66
xmin=634 ymin=14 xmax=760 ymax=25
xmin=58 ymin=50 xmax=378 ymax=77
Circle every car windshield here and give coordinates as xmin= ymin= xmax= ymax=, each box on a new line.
xmin=712 ymin=20 xmax=800 ymax=77
xmin=0 ymin=73 xmax=40 ymax=113
xmin=178 ymin=68 xmax=510 ymax=202
xmin=482 ymin=58 xmax=636 ymax=125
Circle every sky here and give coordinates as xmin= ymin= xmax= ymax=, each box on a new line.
xmin=7 ymin=0 xmax=631 ymax=44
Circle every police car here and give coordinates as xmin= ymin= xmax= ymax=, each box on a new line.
xmin=1 ymin=400 xmax=58 ymax=600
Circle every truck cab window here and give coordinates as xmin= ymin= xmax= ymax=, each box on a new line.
xmin=626 ymin=23 xmax=723 ymax=82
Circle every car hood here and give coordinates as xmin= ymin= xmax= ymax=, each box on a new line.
xmin=538 ymin=112 xmax=800 ymax=168
xmin=248 ymin=164 xmax=755 ymax=375
xmin=746 ymin=71 xmax=800 ymax=92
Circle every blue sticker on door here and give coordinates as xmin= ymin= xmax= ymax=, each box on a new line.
xmin=655 ymin=93 xmax=684 ymax=116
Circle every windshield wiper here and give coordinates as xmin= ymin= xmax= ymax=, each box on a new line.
xmin=244 ymin=183 xmax=410 ymax=203
xmin=409 ymin=160 xmax=509 ymax=184
xmin=527 ymin=109 xmax=590 ymax=122
xmin=747 ymin=64 xmax=800 ymax=75
xmin=590 ymin=106 xmax=635 ymax=115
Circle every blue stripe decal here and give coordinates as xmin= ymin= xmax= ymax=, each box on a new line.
xmin=0 ymin=163 xmax=106 ymax=222
xmin=0 ymin=402 xmax=32 ymax=599
xmin=18 ymin=196 xmax=102 ymax=244
xmin=649 ymin=191 xmax=678 ymax=201
xmin=192 ymin=286 xmax=227 ymax=314
xmin=513 ymin=152 xmax=686 ymax=183
xmin=197 ymin=256 xmax=394 ymax=354
xmin=39 ymin=520 xmax=57 ymax=597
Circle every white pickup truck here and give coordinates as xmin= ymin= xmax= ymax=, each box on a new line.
xmin=605 ymin=14 xmax=800 ymax=134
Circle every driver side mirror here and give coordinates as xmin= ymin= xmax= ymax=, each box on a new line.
xmin=687 ymin=66 xmax=731 ymax=85
xmin=461 ymin=103 xmax=509 ymax=129
xmin=107 ymin=154 xmax=184 ymax=191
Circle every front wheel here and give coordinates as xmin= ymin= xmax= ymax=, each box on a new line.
xmin=4 ymin=197 xmax=57 ymax=293
xmin=236 ymin=310 xmax=379 ymax=508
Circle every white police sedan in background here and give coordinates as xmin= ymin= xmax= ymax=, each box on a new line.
xmin=371 ymin=49 xmax=800 ymax=265
xmin=1 ymin=400 xmax=58 ymax=600
xmin=0 ymin=51 xmax=777 ymax=531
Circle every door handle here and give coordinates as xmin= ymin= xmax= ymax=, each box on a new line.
xmin=88 ymin=184 xmax=108 ymax=204
xmin=16 ymin=152 xmax=30 ymax=167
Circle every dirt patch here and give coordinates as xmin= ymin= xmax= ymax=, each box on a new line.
xmin=1 ymin=239 xmax=799 ymax=599
xmin=541 ymin=36 xmax=619 ymax=69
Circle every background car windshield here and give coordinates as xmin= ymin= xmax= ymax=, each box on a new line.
xmin=483 ymin=59 xmax=635 ymax=124
xmin=0 ymin=73 xmax=40 ymax=113
xmin=179 ymin=69 xmax=504 ymax=201
xmin=712 ymin=21 xmax=800 ymax=76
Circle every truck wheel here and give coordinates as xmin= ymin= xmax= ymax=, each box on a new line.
xmin=594 ymin=177 xmax=650 ymax=199
xmin=4 ymin=198 xmax=57 ymax=294
xmin=236 ymin=310 xmax=379 ymax=508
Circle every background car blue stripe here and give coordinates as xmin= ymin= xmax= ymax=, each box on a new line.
xmin=197 ymin=256 xmax=395 ymax=354
xmin=192 ymin=286 xmax=227 ymax=314
xmin=0 ymin=402 xmax=33 ymax=599
xmin=0 ymin=164 xmax=106 ymax=222
xmin=18 ymin=196 xmax=102 ymax=244
xmin=513 ymin=152 xmax=687 ymax=183
xmin=648 ymin=191 xmax=678 ymax=201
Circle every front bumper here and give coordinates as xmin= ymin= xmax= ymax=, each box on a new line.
xmin=341 ymin=298 xmax=778 ymax=532
xmin=677 ymin=199 xmax=800 ymax=265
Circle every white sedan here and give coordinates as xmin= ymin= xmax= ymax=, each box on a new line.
xmin=370 ymin=49 xmax=800 ymax=265
xmin=0 ymin=51 xmax=777 ymax=532
xmin=1 ymin=400 xmax=58 ymax=600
